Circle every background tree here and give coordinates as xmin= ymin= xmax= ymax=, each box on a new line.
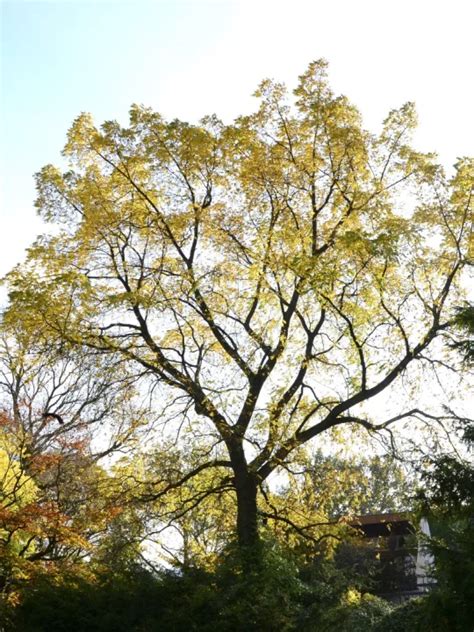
xmin=4 ymin=60 xmax=473 ymax=553
xmin=415 ymin=422 xmax=474 ymax=630
xmin=450 ymin=302 xmax=474 ymax=362
xmin=0 ymin=330 xmax=148 ymax=604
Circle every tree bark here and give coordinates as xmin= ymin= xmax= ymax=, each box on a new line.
xmin=234 ymin=469 xmax=259 ymax=549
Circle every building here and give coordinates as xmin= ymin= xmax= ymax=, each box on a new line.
xmin=344 ymin=512 xmax=435 ymax=602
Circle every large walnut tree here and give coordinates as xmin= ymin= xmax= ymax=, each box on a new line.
xmin=5 ymin=61 xmax=473 ymax=548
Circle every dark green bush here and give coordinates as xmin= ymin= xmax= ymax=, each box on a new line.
xmin=8 ymin=567 xmax=166 ymax=632
xmin=15 ymin=541 xmax=465 ymax=632
xmin=333 ymin=594 xmax=393 ymax=632
xmin=7 ymin=543 xmax=305 ymax=632
xmin=373 ymin=597 xmax=426 ymax=632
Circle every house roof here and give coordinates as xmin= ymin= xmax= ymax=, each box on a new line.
xmin=349 ymin=512 xmax=410 ymax=526
xmin=348 ymin=512 xmax=414 ymax=537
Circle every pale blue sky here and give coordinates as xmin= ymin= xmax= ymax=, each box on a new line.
xmin=1 ymin=0 xmax=473 ymax=284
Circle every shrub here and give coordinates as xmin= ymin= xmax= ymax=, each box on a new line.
xmin=373 ymin=597 xmax=426 ymax=632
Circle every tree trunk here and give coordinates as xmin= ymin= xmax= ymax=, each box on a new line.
xmin=234 ymin=470 xmax=259 ymax=549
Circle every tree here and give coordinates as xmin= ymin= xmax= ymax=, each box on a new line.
xmin=0 ymin=409 xmax=94 ymax=602
xmin=3 ymin=60 xmax=473 ymax=553
xmin=0 ymin=331 xmax=148 ymax=604
xmin=414 ymin=418 xmax=474 ymax=632
xmin=450 ymin=302 xmax=474 ymax=363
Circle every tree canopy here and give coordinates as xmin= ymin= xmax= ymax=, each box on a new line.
xmin=3 ymin=60 xmax=473 ymax=551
